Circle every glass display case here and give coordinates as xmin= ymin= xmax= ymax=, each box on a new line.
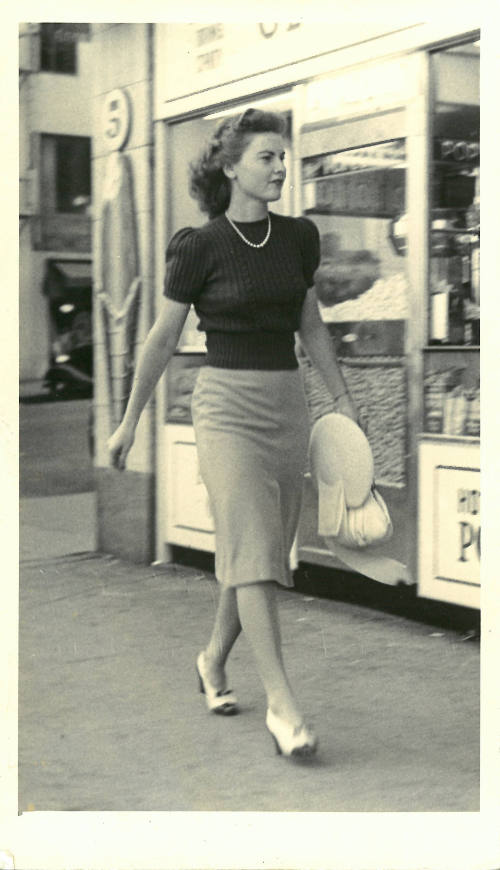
xmin=296 ymin=42 xmax=480 ymax=599
xmin=418 ymin=39 xmax=480 ymax=609
xmin=423 ymin=40 xmax=480 ymax=439
xmin=300 ymin=137 xmax=409 ymax=488
xmin=296 ymin=98 xmax=413 ymax=583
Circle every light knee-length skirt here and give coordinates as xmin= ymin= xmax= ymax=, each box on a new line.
xmin=191 ymin=366 xmax=310 ymax=588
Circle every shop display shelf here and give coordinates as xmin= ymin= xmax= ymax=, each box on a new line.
xmin=304 ymin=208 xmax=395 ymax=219
xmin=430 ymin=227 xmax=480 ymax=235
xmin=302 ymin=164 xmax=406 ymax=181
xmin=419 ymin=432 xmax=480 ymax=444
xmin=423 ymin=345 xmax=480 ymax=351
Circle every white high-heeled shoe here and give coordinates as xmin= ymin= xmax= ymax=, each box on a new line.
xmin=196 ymin=652 xmax=239 ymax=716
xmin=266 ymin=708 xmax=318 ymax=757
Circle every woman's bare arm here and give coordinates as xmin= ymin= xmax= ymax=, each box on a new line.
xmin=121 ymin=298 xmax=190 ymax=428
xmin=298 ymin=286 xmax=358 ymax=422
xmin=108 ymin=298 xmax=190 ymax=468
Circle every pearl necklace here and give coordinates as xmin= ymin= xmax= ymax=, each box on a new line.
xmin=225 ymin=213 xmax=271 ymax=248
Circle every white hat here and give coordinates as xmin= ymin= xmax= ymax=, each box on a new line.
xmin=309 ymin=412 xmax=374 ymax=509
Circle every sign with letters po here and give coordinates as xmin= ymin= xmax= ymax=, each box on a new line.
xmin=418 ymin=439 xmax=480 ymax=608
xmin=434 ymin=466 xmax=480 ymax=586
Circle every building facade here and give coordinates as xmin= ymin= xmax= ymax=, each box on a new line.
xmin=19 ymin=23 xmax=93 ymax=387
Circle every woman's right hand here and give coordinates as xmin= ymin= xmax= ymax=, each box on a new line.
xmin=107 ymin=421 xmax=136 ymax=471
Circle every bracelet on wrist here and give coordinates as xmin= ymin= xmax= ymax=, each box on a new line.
xmin=333 ymin=390 xmax=348 ymax=402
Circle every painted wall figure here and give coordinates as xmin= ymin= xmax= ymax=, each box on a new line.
xmin=96 ymin=114 xmax=142 ymax=429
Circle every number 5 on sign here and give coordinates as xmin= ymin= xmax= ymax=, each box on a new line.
xmin=102 ymin=89 xmax=131 ymax=152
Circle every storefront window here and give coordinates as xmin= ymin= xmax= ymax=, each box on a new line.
xmin=41 ymin=134 xmax=91 ymax=214
xmin=302 ymin=139 xmax=408 ymax=323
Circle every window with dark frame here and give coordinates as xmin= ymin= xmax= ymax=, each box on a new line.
xmin=40 ymin=23 xmax=77 ymax=74
xmin=56 ymin=136 xmax=91 ymax=213
xmin=41 ymin=134 xmax=91 ymax=214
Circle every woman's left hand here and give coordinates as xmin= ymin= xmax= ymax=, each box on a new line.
xmin=334 ymin=392 xmax=359 ymax=424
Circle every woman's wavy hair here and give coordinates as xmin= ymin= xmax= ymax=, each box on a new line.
xmin=189 ymin=108 xmax=288 ymax=219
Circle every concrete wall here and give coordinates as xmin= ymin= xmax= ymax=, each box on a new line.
xmin=91 ymin=24 xmax=156 ymax=563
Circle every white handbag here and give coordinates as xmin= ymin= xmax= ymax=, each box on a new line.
xmin=317 ymin=478 xmax=393 ymax=549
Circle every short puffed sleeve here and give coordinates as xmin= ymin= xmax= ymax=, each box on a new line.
xmin=296 ymin=216 xmax=321 ymax=288
xmin=163 ymin=227 xmax=209 ymax=304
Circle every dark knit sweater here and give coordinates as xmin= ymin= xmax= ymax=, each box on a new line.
xmin=163 ymin=212 xmax=320 ymax=369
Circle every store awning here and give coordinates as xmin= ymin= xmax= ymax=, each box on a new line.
xmin=43 ymin=259 xmax=92 ymax=297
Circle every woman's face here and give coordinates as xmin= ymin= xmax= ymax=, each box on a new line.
xmin=225 ymin=132 xmax=287 ymax=205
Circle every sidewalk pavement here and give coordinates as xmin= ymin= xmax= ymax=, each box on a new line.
xmin=19 ymin=503 xmax=480 ymax=812
xmin=20 ymin=493 xmax=97 ymax=561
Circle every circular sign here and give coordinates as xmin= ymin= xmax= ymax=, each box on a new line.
xmin=102 ymin=88 xmax=131 ymax=152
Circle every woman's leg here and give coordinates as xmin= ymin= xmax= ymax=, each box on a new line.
xmin=236 ymin=581 xmax=303 ymax=727
xmin=202 ymin=586 xmax=241 ymax=692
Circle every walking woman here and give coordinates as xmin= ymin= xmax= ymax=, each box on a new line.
xmin=108 ymin=108 xmax=358 ymax=758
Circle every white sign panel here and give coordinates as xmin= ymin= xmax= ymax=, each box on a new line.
xmin=155 ymin=18 xmax=420 ymax=110
xmin=434 ymin=465 xmax=480 ymax=586
xmin=154 ymin=11 xmax=479 ymax=119
xmin=419 ymin=440 xmax=480 ymax=608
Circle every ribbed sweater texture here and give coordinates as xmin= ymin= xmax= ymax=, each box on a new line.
xmin=163 ymin=212 xmax=320 ymax=369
